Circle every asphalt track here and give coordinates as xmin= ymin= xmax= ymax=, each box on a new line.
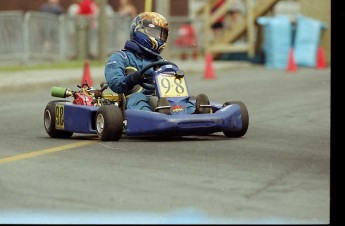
xmin=0 ymin=65 xmax=330 ymax=224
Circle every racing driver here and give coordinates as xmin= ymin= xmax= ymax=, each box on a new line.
xmin=104 ymin=12 xmax=208 ymax=114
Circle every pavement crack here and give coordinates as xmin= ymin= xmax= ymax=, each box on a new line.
xmin=244 ymin=162 xmax=305 ymax=200
xmin=98 ymin=143 xmax=128 ymax=151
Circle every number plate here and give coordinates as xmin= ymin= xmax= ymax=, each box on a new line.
xmin=157 ymin=74 xmax=189 ymax=98
xmin=55 ymin=104 xmax=64 ymax=129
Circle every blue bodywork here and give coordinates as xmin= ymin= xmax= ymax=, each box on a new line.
xmin=62 ymin=103 xmax=98 ymax=134
xmin=56 ymin=101 xmax=244 ymax=137
xmin=125 ymin=104 xmax=243 ymax=136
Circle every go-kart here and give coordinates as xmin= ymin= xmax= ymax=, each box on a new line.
xmin=44 ymin=61 xmax=249 ymax=141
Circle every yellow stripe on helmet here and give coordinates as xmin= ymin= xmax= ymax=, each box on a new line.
xmin=149 ymin=36 xmax=158 ymax=50
xmin=158 ymin=43 xmax=166 ymax=53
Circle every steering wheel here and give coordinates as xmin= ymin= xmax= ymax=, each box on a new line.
xmin=139 ymin=61 xmax=178 ymax=90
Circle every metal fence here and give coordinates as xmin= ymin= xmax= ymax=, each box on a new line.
xmin=0 ymin=11 xmax=25 ymax=62
xmin=0 ymin=11 xmax=195 ymax=65
xmin=24 ymin=11 xmax=64 ymax=61
xmin=0 ymin=11 xmax=132 ymax=64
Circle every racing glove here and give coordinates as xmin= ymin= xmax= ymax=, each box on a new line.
xmin=124 ymin=71 xmax=144 ymax=89
xmin=129 ymin=71 xmax=143 ymax=84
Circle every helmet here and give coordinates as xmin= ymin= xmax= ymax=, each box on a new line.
xmin=130 ymin=12 xmax=169 ymax=55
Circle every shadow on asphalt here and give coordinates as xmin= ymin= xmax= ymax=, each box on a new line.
xmin=39 ymin=133 xmax=244 ymax=142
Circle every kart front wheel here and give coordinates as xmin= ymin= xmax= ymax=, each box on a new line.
xmin=96 ymin=105 xmax=123 ymax=141
xmin=222 ymin=101 xmax=249 ymax=138
xmin=44 ymin=100 xmax=73 ymax=138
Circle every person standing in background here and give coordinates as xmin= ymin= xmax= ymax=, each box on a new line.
xmin=117 ymin=0 xmax=137 ymax=19
xmin=105 ymin=3 xmax=115 ymax=16
xmin=78 ymin=0 xmax=98 ymax=15
xmin=39 ymin=0 xmax=64 ymax=52
xmin=77 ymin=0 xmax=98 ymax=30
xmin=78 ymin=0 xmax=99 ymax=59
xmin=66 ymin=0 xmax=80 ymax=59
xmin=40 ymin=0 xmax=64 ymax=15
xmin=67 ymin=0 xmax=80 ymax=17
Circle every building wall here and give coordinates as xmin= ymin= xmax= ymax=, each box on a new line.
xmin=299 ymin=0 xmax=330 ymax=63
xmin=0 ymin=0 xmax=188 ymax=16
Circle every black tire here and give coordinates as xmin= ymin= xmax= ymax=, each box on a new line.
xmin=96 ymin=105 xmax=123 ymax=141
xmin=44 ymin=100 xmax=73 ymax=138
xmin=222 ymin=101 xmax=249 ymax=138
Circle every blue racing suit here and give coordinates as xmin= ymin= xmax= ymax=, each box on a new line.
xmin=105 ymin=40 xmax=195 ymax=113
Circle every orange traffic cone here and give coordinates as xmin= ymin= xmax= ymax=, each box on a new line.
xmin=287 ymin=48 xmax=297 ymax=72
xmin=204 ymin=52 xmax=215 ymax=79
xmin=316 ymin=46 xmax=327 ymax=69
xmin=81 ymin=60 xmax=93 ymax=87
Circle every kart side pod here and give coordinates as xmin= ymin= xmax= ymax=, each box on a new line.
xmin=51 ymin=87 xmax=73 ymax=98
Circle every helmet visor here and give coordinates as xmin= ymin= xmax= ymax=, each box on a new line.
xmin=142 ymin=20 xmax=168 ymax=42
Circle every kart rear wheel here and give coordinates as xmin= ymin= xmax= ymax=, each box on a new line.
xmin=222 ymin=101 xmax=249 ymax=138
xmin=96 ymin=105 xmax=123 ymax=141
xmin=44 ymin=100 xmax=73 ymax=138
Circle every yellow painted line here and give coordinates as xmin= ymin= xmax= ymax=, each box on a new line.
xmin=0 ymin=140 xmax=97 ymax=165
